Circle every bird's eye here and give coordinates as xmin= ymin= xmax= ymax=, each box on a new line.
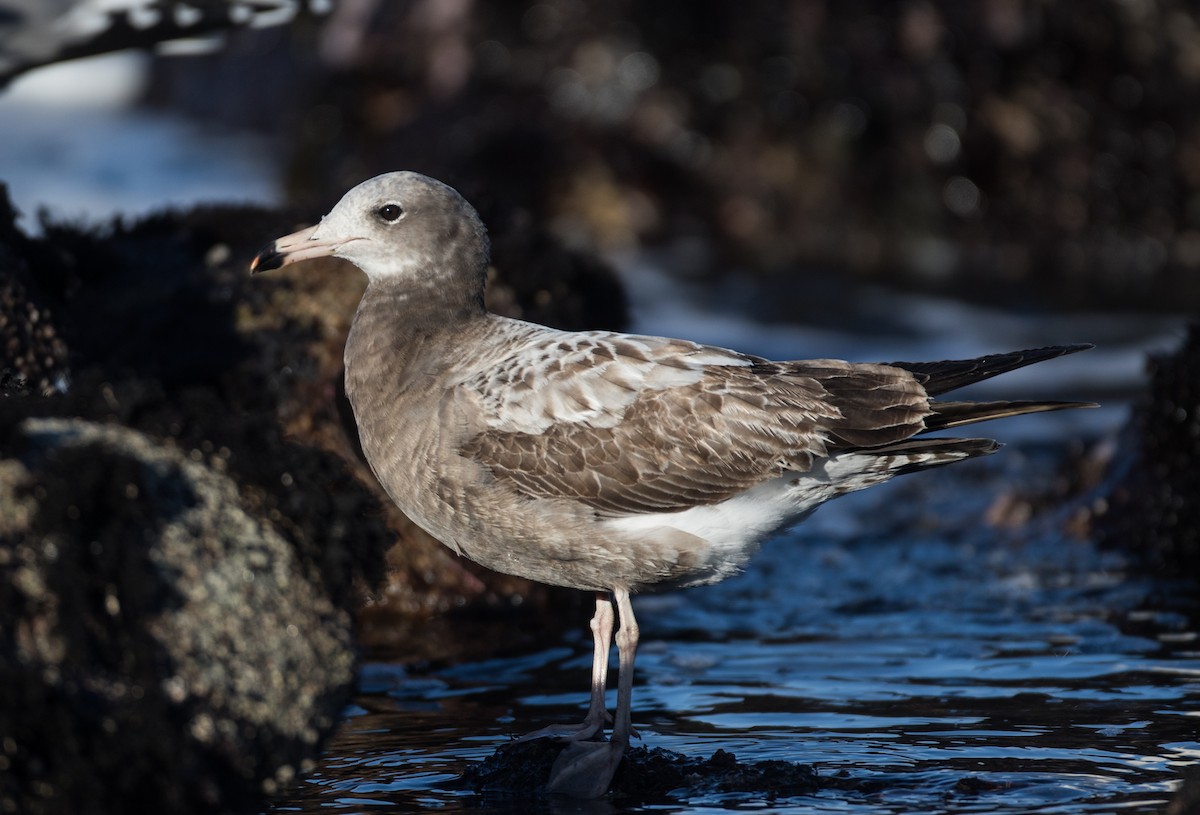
xmin=377 ymin=203 xmax=404 ymax=223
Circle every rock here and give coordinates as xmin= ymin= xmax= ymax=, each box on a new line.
xmin=0 ymin=184 xmax=69 ymax=396
xmin=0 ymin=418 xmax=356 ymax=814
xmin=1094 ymin=324 xmax=1200 ymax=574
xmin=461 ymin=740 xmax=822 ymax=803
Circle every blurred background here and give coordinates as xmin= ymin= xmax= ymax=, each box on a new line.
xmin=4 ymin=0 xmax=1198 ymax=314
xmin=2 ymin=3 xmax=1198 ymax=813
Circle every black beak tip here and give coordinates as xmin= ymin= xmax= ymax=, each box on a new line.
xmin=250 ymin=242 xmax=284 ymax=274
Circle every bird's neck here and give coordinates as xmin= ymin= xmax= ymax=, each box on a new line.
xmin=345 ymin=278 xmax=486 ymax=395
xmin=360 ymin=273 xmax=485 ymax=331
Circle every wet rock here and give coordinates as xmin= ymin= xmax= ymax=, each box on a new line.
xmin=1094 ymin=324 xmax=1200 ymax=575
xmin=0 ymin=418 xmax=356 ymax=815
xmin=461 ymin=740 xmax=821 ymax=803
xmin=953 ymin=775 xmax=1004 ymax=795
xmin=611 ymin=747 xmax=820 ymax=801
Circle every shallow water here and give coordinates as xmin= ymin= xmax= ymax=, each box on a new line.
xmin=269 ymin=447 xmax=1200 ymax=814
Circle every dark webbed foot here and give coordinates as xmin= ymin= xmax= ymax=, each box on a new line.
xmin=545 ymin=588 xmax=641 ymax=798
xmin=513 ymin=708 xmax=611 ymax=744
xmin=546 ymin=738 xmax=626 ymax=798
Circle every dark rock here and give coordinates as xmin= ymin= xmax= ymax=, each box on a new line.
xmin=0 ymin=418 xmax=356 ymax=815
xmin=460 ymin=737 xmax=564 ymax=798
xmin=953 ymin=775 xmax=1004 ymax=795
xmin=461 ymin=739 xmax=821 ymax=803
xmin=0 ymin=183 xmax=69 ymax=396
xmin=1094 ymin=324 xmax=1200 ymax=574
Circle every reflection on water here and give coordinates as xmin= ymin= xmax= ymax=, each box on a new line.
xmin=269 ymin=447 xmax=1200 ymax=814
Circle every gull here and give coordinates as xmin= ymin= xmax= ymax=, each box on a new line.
xmin=250 ymin=171 xmax=1093 ymax=798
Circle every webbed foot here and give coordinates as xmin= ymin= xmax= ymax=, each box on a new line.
xmin=546 ymin=738 xmax=626 ymax=798
xmin=513 ymin=714 xmax=608 ymax=744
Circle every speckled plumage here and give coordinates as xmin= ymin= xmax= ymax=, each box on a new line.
xmin=252 ymin=171 xmax=1093 ymax=797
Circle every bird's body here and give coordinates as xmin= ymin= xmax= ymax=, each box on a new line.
xmin=344 ymin=299 xmax=1034 ymax=594
xmin=252 ymin=171 xmax=1094 ymax=798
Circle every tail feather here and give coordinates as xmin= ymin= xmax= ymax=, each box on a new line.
xmin=924 ymin=399 xmax=1098 ymax=431
xmin=838 ymin=344 xmax=1094 ymax=480
xmin=887 ymin=344 xmax=1093 ymax=396
xmin=866 ymin=436 xmax=1001 ymax=476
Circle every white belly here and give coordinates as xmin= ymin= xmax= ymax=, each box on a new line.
xmin=602 ymin=452 xmax=903 ymax=587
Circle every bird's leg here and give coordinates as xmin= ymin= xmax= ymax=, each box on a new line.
xmin=610 ymin=587 xmax=639 ymax=749
xmin=583 ymin=591 xmax=616 ymax=734
xmin=515 ymin=591 xmax=613 ymax=743
xmin=546 ymin=588 xmax=637 ymax=798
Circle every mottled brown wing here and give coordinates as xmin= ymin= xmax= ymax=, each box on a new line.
xmin=459 ymin=338 xmax=932 ymax=517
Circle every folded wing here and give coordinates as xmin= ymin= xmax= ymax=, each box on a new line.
xmin=458 ymin=330 xmax=934 ymax=516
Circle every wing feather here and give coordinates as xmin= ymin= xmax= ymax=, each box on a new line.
xmin=455 ymin=328 xmax=933 ymax=517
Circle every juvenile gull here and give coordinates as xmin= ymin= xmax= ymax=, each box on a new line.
xmin=251 ymin=171 xmax=1094 ymax=798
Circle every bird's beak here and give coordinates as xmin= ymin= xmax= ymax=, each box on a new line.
xmin=250 ymin=225 xmax=351 ymax=274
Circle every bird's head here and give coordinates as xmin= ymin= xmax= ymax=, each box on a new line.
xmin=250 ymin=171 xmax=490 ymax=307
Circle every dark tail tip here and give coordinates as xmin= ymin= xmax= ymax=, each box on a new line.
xmin=889 ymin=344 xmax=1095 ymax=397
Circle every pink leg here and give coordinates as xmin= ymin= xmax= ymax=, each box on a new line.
xmin=546 ymin=588 xmax=637 ymax=798
xmin=610 ymin=588 xmax=639 ymax=748
xmin=583 ymin=591 xmax=615 ymax=733
xmin=517 ymin=592 xmax=613 ymax=742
